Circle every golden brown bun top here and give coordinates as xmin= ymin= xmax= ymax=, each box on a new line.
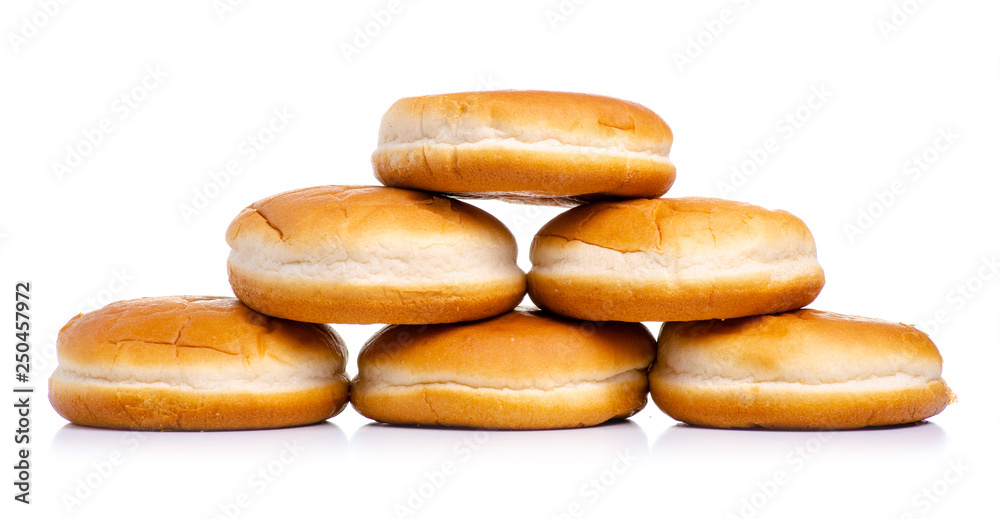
xmin=57 ymin=296 xmax=347 ymax=374
xmin=359 ymin=308 xmax=656 ymax=383
xmin=226 ymin=185 xmax=516 ymax=251
xmin=659 ymin=309 xmax=944 ymax=383
xmin=378 ymin=90 xmax=673 ymax=155
xmin=532 ymin=197 xmax=816 ymax=254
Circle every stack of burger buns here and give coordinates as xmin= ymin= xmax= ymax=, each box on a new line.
xmin=49 ymin=90 xmax=953 ymax=431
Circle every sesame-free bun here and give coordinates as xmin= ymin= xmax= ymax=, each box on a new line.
xmin=350 ymin=308 xmax=656 ymax=430
xmin=528 ymin=197 xmax=825 ymax=322
xmin=226 ymin=185 xmax=526 ymax=324
xmin=48 ymin=296 xmax=350 ymax=431
xmin=371 ymin=90 xmax=675 ymax=205
xmin=649 ymin=309 xmax=955 ymax=429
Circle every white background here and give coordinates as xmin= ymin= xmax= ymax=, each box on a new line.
xmin=2 ymin=0 xmax=998 ymax=517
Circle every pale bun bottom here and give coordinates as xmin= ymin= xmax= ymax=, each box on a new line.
xmin=374 ymin=143 xmax=675 ymax=205
xmin=228 ymin=265 xmax=526 ymax=324
xmin=527 ymin=271 xmax=824 ymax=322
xmin=49 ymin=376 xmax=350 ymax=431
xmin=649 ymin=377 xmax=952 ymax=430
xmin=351 ymin=378 xmax=649 ymax=430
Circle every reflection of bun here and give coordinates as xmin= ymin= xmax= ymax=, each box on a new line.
xmin=226 ymin=185 xmax=526 ymax=324
xmin=351 ymin=308 xmax=656 ymax=429
xmin=528 ymin=197 xmax=825 ymax=322
xmin=650 ymin=309 xmax=955 ymax=429
xmin=372 ymin=90 xmax=675 ymax=205
xmin=48 ymin=296 xmax=350 ymax=431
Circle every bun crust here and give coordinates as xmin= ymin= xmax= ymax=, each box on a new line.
xmin=649 ymin=309 xmax=954 ymax=429
xmin=226 ymin=186 xmax=526 ymax=324
xmin=528 ymin=197 xmax=825 ymax=322
xmin=372 ymin=90 xmax=675 ymax=205
xmin=48 ymin=296 xmax=350 ymax=431
xmin=351 ymin=308 xmax=656 ymax=429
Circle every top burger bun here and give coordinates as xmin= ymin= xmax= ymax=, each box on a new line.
xmin=372 ymin=90 xmax=676 ymax=205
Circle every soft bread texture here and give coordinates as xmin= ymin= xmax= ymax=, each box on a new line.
xmin=351 ymin=308 xmax=656 ymax=429
xmin=48 ymin=296 xmax=350 ymax=431
xmin=372 ymin=90 xmax=676 ymax=205
xmin=649 ymin=309 xmax=955 ymax=429
xmin=528 ymin=197 xmax=825 ymax=322
xmin=226 ymin=185 xmax=526 ymax=324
